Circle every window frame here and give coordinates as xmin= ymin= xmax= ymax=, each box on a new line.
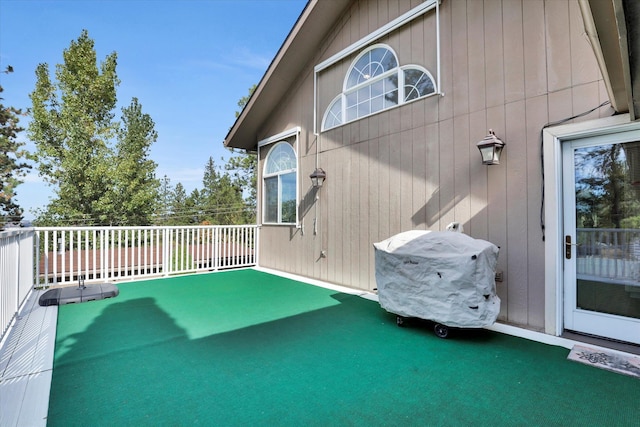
xmin=258 ymin=128 xmax=301 ymax=226
xmin=321 ymin=44 xmax=437 ymax=131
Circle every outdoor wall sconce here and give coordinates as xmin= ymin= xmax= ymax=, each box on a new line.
xmin=310 ymin=168 xmax=327 ymax=188
xmin=476 ymin=130 xmax=505 ymax=165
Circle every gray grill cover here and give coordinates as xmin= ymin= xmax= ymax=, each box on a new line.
xmin=374 ymin=230 xmax=500 ymax=328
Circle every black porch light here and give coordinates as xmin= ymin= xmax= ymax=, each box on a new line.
xmin=310 ymin=168 xmax=327 ymax=188
xmin=476 ymin=129 xmax=506 ymax=165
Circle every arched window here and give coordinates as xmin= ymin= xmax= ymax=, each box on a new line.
xmin=322 ymin=44 xmax=436 ymax=131
xmin=263 ymin=142 xmax=297 ymax=224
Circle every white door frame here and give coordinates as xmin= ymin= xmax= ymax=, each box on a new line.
xmin=542 ymin=113 xmax=640 ymax=337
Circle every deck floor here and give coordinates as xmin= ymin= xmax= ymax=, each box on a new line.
xmin=1 ymin=269 xmax=639 ymax=426
xmin=0 ymin=290 xmax=57 ymax=427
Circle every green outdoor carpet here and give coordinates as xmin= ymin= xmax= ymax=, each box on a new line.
xmin=48 ymin=269 xmax=639 ymax=426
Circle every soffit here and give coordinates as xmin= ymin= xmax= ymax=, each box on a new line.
xmin=582 ymin=0 xmax=639 ymax=121
xmin=224 ymin=0 xmax=351 ymax=151
xmin=623 ymin=0 xmax=640 ymax=120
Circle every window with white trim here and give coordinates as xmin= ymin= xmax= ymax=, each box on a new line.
xmin=322 ymin=44 xmax=436 ymax=131
xmin=263 ymin=142 xmax=297 ymax=224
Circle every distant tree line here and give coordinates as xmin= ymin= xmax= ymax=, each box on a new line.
xmin=156 ymin=154 xmax=255 ymax=226
xmin=0 ymin=30 xmax=256 ymax=228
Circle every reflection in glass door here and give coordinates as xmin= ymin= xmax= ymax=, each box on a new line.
xmin=564 ymin=136 xmax=640 ymax=344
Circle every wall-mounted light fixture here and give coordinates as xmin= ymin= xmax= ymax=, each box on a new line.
xmin=310 ymin=168 xmax=327 ymax=188
xmin=476 ymin=129 xmax=505 ymax=165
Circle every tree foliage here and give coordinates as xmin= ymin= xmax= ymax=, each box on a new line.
xmin=235 ymin=84 xmax=256 ymax=119
xmin=575 ymin=143 xmax=640 ymax=229
xmin=201 ymin=156 xmax=246 ymax=224
xmin=156 ymin=157 xmax=250 ymax=226
xmin=156 ymin=175 xmax=173 ymax=224
xmin=0 ymin=66 xmax=31 ymax=226
xmin=28 ymin=30 xmax=159 ymax=225
xmin=225 ymin=84 xmax=258 ymax=222
xmin=225 ymin=152 xmax=256 ymax=222
xmin=112 ymin=97 xmax=160 ymax=225
xmin=168 ymin=182 xmax=188 ymax=225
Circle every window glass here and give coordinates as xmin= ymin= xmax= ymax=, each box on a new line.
xmin=358 ymin=99 xmax=370 ymax=117
xmin=371 ymin=95 xmax=384 ymax=113
xmin=383 ymin=75 xmax=399 ymax=107
xmin=357 ymin=86 xmax=369 ymax=104
xmin=323 ymin=97 xmax=343 ymax=130
xmin=266 ymin=143 xmax=296 ymax=174
xmin=264 ymin=176 xmax=278 ymax=223
xmin=404 ymin=68 xmax=435 ymax=101
xmin=371 ymin=79 xmax=384 ymax=97
xmin=346 ymin=47 xmax=398 ymax=88
xmin=384 ymin=89 xmax=398 ymax=108
xmin=281 ymin=172 xmax=297 ymax=223
xmin=263 ymin=142 xmax=297 ymax=224
xmin=346 ymin=104 xmax=358 ymax=122
xmin=322 ymin=44 xmax=435 ymax=131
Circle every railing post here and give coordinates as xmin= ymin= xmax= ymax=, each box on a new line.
xmin=35 ymin=230 xmax=40 ymax=287
xmin=255 ymin=225 xmax=260 ymax=266
xmin=14 ymin=234 xmax=20 ymax=317
xmin=163 ymin=227 xmax=170 ymax=277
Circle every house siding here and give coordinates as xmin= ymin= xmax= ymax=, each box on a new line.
xmin=256 ymin=0 xmax=613 ymax=330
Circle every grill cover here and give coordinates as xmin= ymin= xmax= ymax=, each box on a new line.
xmin=374 ymin=230 xmax=500 ymax=328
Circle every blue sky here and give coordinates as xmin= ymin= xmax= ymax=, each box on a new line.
xmin=0 ymin=0 xmax=307 ymax=220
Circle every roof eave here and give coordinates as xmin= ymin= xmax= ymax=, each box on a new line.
xmin=224 ymin=0 xmax=351 ymax=151
xmin=580 ymin=0 xmax=640 ymax=121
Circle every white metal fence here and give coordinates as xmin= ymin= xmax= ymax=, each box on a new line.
xmin=1 ymin=228 xmax=35 ymax=342
xmin=576 ymin=227 xmax=640 ymax=285
xmin=1 ymin=225 xmax=257 ymax=342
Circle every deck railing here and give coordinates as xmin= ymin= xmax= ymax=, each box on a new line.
xmin=0 ymin=228 xmax=35 ymax=341
xmin=1 ymin=224 xmax=258 ymax=342
xmin=576 ymin=227 xmax=640 ymax=286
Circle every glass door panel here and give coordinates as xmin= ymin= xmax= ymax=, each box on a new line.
xmin=564 ymin=137 xmax=640 ymax=344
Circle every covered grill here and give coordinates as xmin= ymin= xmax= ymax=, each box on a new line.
xmin=374 ymin=230 xmax=500 ymax=338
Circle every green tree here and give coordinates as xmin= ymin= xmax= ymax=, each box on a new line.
xmin=156 ymin=175 xmax=173 ymax=225
xmin=200 ymin=156 xmax=245 ymax=225
xmin=187 ymin=188 xmax=204 ymax=224
xmin=201 ymin=157 xmax=218 ymax=207
xmin=235 ymin=84 xmax=256 ymax=119
xmin=0 ymin=66 xmax=30 ymax=226
xmin=28 ymin=30 xmax=159 ymax=226
xmin=112 ymin=97 xmax=160 ymax=225
xmin=225 ymin=84 xmax=257 ymax=223
xmin=213 ymin=173 xmax=246 ymax=224
xmin=225 ymin=151 xmax=256 ymax=223
xmin=29 ymin=30 xmax=119 ymax=225
xmin=169 ymin=182 xmax=188 ymax=225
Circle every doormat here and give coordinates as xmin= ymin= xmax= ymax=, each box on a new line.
xmin=568 ymin=345 xmax=640 ymax=379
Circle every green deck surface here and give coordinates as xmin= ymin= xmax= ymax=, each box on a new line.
xmin=48 ymin=269 xmax=639 ymax=426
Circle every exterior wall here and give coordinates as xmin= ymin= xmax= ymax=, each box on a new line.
xmin=256 ymin=0 xmax=613 ymax=331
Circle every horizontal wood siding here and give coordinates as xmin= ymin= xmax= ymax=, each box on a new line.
xmin=256 ymin=0 xmax=611 ymax=329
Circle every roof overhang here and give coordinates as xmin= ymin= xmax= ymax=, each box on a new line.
xmin=580 ymin=0 xmax=640 ymax=121
xmin=224 ymin=0 xmax=351 ymax=151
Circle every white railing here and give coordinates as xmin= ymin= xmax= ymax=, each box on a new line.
xmin=1 ymin=225 xmax=257 ymax=342
xmin=576 ymin=228 xmax=640 ymax=286
xmin=35 ymin=225 xmax=258 ymax=285
xmin=1 ymin=228 xmax=35 ymax=342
